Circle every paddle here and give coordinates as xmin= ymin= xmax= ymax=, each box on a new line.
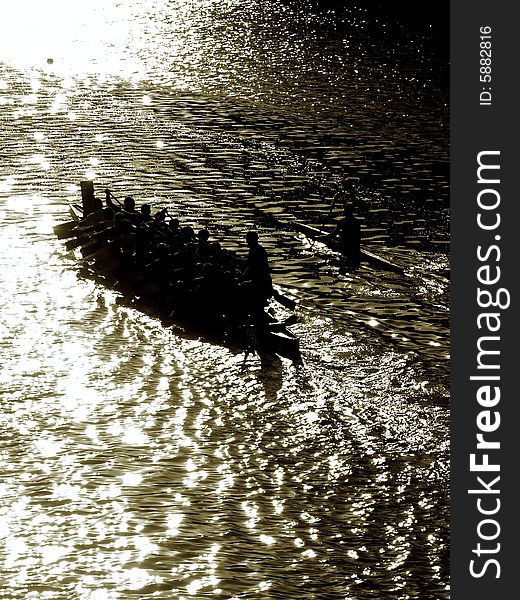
xmin=65 ymin=235 xmax=89 ymax=251
xmin=55 ymin=225 xmax=80 ymax=240
xmin=325 ymin=187 xmax=340 ymax=225
xmin=272 ymin=288 xmax=296 ymax=311
xmin=53 ymin=220 xmax=78 ymax=237
xmin=268 ymin=314 xmax=298 ymax=331
xmin=105 ymin=188 xmax=124 ymax=208
xmin=321 ymin=185 xmax=351 ymax=235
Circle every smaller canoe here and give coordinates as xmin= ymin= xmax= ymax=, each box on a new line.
xmin=292 ymin=222 xmax=404 ymax=275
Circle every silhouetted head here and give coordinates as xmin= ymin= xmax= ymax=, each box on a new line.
xmin=203 ymin=262 xmax=215 ymax=276
xmin=103 ymin=206 xmax=114 ymax=220
xmin=343 ymin=204 xmax=354 ymax=217
xmin=246 ymin=230 xmax=259 ymax=246
xmin=124 ymin=196 xmax=136 ymax=211
xmin=197 ymin=228 xmax=210 ymax=242
xmin=181 ymin=226 xmax=195 ymax=241
xmin=140 ymin=204 xmax=151 ymax=218
xmin=156 ymin=242 xmax=169 ymax=258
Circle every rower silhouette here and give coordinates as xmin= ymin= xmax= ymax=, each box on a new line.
xmin=325 ymin=204 xmax=361 ymax=265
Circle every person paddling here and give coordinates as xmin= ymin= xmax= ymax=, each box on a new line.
xmin=324 ymin=204 xmax=361 ymax=265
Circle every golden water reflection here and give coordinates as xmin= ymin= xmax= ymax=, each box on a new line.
xmin=1 ymin=2 xmax=448 ymax=596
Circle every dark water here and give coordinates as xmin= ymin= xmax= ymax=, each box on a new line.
xmin=0 ymin=1 xmax=449 ymax=598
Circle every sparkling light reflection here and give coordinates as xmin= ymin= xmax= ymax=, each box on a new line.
xmin=0 ymin=1 xmax=144 ymax=77
xmin=0 ymin=1 xmax=449 ymax=596
xmin=0 ymin=0 xmax=214 ymax=85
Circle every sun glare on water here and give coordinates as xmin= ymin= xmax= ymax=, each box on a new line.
xmin=1 ymin=0 xmax=242 ymax=88
xmin=0 ymin=1 xmax=146 ymax=77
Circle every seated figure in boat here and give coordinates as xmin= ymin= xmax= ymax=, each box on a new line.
xmin=123 ymin=196 xmax=136 ymax=211
xmin=168 ymin=218 xmax=180 ymax=237
xmin=180 ymin=226 xmax=197 ymax=247
xmin=138 ymin=203 xmax=153 ymax=223
xmin=194 ymin=229 xmax=212 ymax=261
xmin=103 ymin=190 xmax=138 ymax=216
xmin=78 ymin=206 xmax=115 ymax=234
xmin=80 ymin=197 xmax=104 ymax=226
xmin=209 ymin=241 xmax=239 ymax=274
xmin=325 ymin=204 xmax=361 ymax=264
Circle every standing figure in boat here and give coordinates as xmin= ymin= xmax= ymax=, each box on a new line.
xmin=242 ymin=231 xmax=273 ymax=317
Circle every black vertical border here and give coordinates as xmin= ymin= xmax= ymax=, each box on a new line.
xmin=451 ymin=1 xmax=519 ymax=596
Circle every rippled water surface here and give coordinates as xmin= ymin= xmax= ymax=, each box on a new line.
xmin=1 ymin=2 xmax=449 ymax=598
